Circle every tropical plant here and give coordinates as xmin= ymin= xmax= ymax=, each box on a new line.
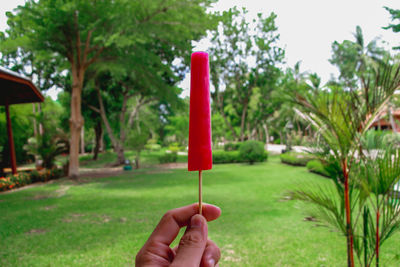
xmin=292 ymin=60 xmax=400 ymax=267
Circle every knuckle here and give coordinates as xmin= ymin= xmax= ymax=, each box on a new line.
xmin=179 ymin=231 xmax=204 ymax=248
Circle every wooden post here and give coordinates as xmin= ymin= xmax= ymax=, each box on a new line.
xmin=5 ymin=103 xmax=17 ymax=175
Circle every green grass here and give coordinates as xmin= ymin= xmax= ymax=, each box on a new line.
xmin=1 ymin=156 xmax=400 ymax=266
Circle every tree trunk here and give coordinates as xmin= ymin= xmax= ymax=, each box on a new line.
xmin=38 ymin=103 xmax=44 ymax=135
xmin=116 ymin=145 xmax=125 ymax=165
xmin=95 ymin=83 xmax=125 ymax=165
xmin=100 ymin=130 xmax=104 ymax=152
xmin=240 ymin=100 xmax=249 ymax=142
xmin=263 ymin=123 xmax=269 ymax=150
xmin=343 ymin=159 xmax=355 ymax=267
xmin=32 ymin=103 xmax=40 ymax=166
xmin=135 ymin=152 xmax=140 ymax=169
xmin=80 ymin=126 xmax=85 ymax=154
xmin=217 ymin=94 xmax=237 ymax=140
xmin=68 ymin=68 xmax=85 ymax=178
xmin=93 ymin=121 xmax=102 ymax=160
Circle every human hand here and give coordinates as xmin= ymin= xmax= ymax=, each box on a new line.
xmin=135 ymin=203 xmax=221 ymax=267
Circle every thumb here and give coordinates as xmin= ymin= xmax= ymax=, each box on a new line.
xmin=171 ymin=214 xmax=208 ymax=267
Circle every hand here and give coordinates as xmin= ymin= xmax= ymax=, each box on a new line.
xmin=136 ymin=203 xmax=221 ymax=267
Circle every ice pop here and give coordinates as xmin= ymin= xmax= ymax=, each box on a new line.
xmin=188 ymin=51 xmax=212 ymax=215
xmin=188 ymin=51 xmax=212 ymax=171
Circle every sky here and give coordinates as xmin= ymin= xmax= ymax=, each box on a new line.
xmin=1 ymin=0 xmax=400 ymax=99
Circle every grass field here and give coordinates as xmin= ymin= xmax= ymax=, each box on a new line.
xmin=1 ymin=156 xmax=399 ymax=266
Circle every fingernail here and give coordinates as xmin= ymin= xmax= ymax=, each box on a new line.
xmin=191 ymin=214 xmax=203 ymax=228
xmin=208 ymin=258 xmax=215 ymax=267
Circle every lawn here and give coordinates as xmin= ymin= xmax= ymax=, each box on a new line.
xmin=1 ymin=156 xmax=399 ymax=266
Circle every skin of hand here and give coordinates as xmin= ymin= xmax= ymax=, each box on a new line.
xmin=135 ymin=203 xmax=221 ymax=267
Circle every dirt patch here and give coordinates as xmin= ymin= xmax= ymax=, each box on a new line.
xmin=304 ymin=216 xmax=317 ymax=222
xmin=222 ymin=244 xmax=241 ymax=263
xmin=62 ymin=213 xmax=113 ymax=224
xmin=55 ymin=185 xmax=70 ymax=197
xmin=42 ymin=205 xmax=57 ymax=211
xmin=26 ymin=228 xmax=47 ymax=235
xmin=31 ymin=194 xmax=52 ymax=200
xmin=156 ymin=163 xmax=187 ymax=169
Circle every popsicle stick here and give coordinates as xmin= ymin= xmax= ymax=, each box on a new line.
xmin=199 ymin=170 xmax=203 ymax=215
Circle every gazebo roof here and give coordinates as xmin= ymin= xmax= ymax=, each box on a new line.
xmin=0 ymin=66 xmax=44 ymax=105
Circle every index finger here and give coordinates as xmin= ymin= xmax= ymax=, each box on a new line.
xmin=147 ymin=203 xmax=221 ymax=246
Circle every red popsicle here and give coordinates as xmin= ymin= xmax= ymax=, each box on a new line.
xmin=188 ymin=51 xmax=212 ymax=215
xmin=188 ymin=51 xmax=212 ymax=171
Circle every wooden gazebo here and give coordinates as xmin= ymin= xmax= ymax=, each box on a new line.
xmin=0 ymin=66 xmax=44 ymax=175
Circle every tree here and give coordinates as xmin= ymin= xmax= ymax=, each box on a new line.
xmin=384 ymin=7 xmax=400 ymax=50
xmin=3 ymin=0 xmax=217 ymax=177
xmin=329 ymin=26 xmax=387 ymax=89
xmin=209 ymin=7 xmax=284 ymax=142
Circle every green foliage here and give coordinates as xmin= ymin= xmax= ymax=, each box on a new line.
xmin=0 ymin=104 xmax=34 ymax=166
xmin=158 ymin=152 xmax=177 ymax=164
xmin=212 ymin=150 xmax=240 ymax=164
xmin=329 ymin=26 xmax=388 ymax=89
xmin=293 ymin=61 xmax=400 ymax=266
xmin=306 ymin=160 xmax=330 ymax=177
xmin=239 ymin=140 xmax=268 ymax=164
xmin=167 ymin=143 xmax=182 ymax=153
xmin=223 ymin=142 xmax=242 ymax=151
xmin=144 ymin=139 xmax=161 ymax=151
xmin=209 ymin=7 xmax=284 ymax=141
xmin=384 ymin=7 xmax=400 ymax=50
xmin=280 ymin=152 xmax=314 ymax=166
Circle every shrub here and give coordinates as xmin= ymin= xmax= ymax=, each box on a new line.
xmin=306 ymin=160 xmax=330 ymax=177
xmin=239 ymin=141 xmax=268 ymax=164
xmin=0 ymin=177 xmax=14 ymax=191
xmin=0 ymin=173 xmax=31 ymax=191
xmin=224 ymin=142 xmax=242 ymax=151
xmin=145 ymin=139 xmax=161 ymax=151
xmin=158 ymin=152 xmax=178 ymax=164
xmin=280 ymin=152 xmax=314 ymax=166
xmin=168 ymin=142 xmax=181 ymax=153
xmin=0 ymin=168 xmax=64 ymax=192
xmin=213 ymin=151 xmax=240 ymax=163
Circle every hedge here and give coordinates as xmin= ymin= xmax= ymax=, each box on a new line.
xmin=280 ymin=152 xmax=314 ymax=166
xmin=306 ymin=160 xmax=330 ymax=177
xmin=213 ymin=151 xmax=241 ymax=163
xmin=158 ymin=152 xmax=178 ymax=163
xmin=224 ymin=142 xmax=242 ymax=151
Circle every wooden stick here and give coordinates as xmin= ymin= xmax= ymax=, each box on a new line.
xmin=199 ymin=170 xmax=203 ymax=215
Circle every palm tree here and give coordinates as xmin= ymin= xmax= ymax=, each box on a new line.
xmin=293 ymin=60 xmax=400 ymax=267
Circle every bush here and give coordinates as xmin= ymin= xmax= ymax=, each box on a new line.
xmin=145 ymin=143 xmax=162 ymax=151
xmin=145 ymin=139 xmax=162 ymax=151
xmin=158 ymin=152 xmax=178 ymax=164
xmin=168 ymin=142 xmax=182 ymax=153
xmin=224 ymin=142 xmax=242 ymax=151
xmin=239 ymin=141 xmax=268 ymax=164
xmin=306 ymin=160 xmax=330 ymax=177
xmin=213 ymin=151 xmax=240 ymax=163
xmin=0 ymin=168 xmax=64 ymax=192
xmin=280 ymin=152 xmax=314 ymax=166
xmin=0 ymin=172 xmax=31 ymax=191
